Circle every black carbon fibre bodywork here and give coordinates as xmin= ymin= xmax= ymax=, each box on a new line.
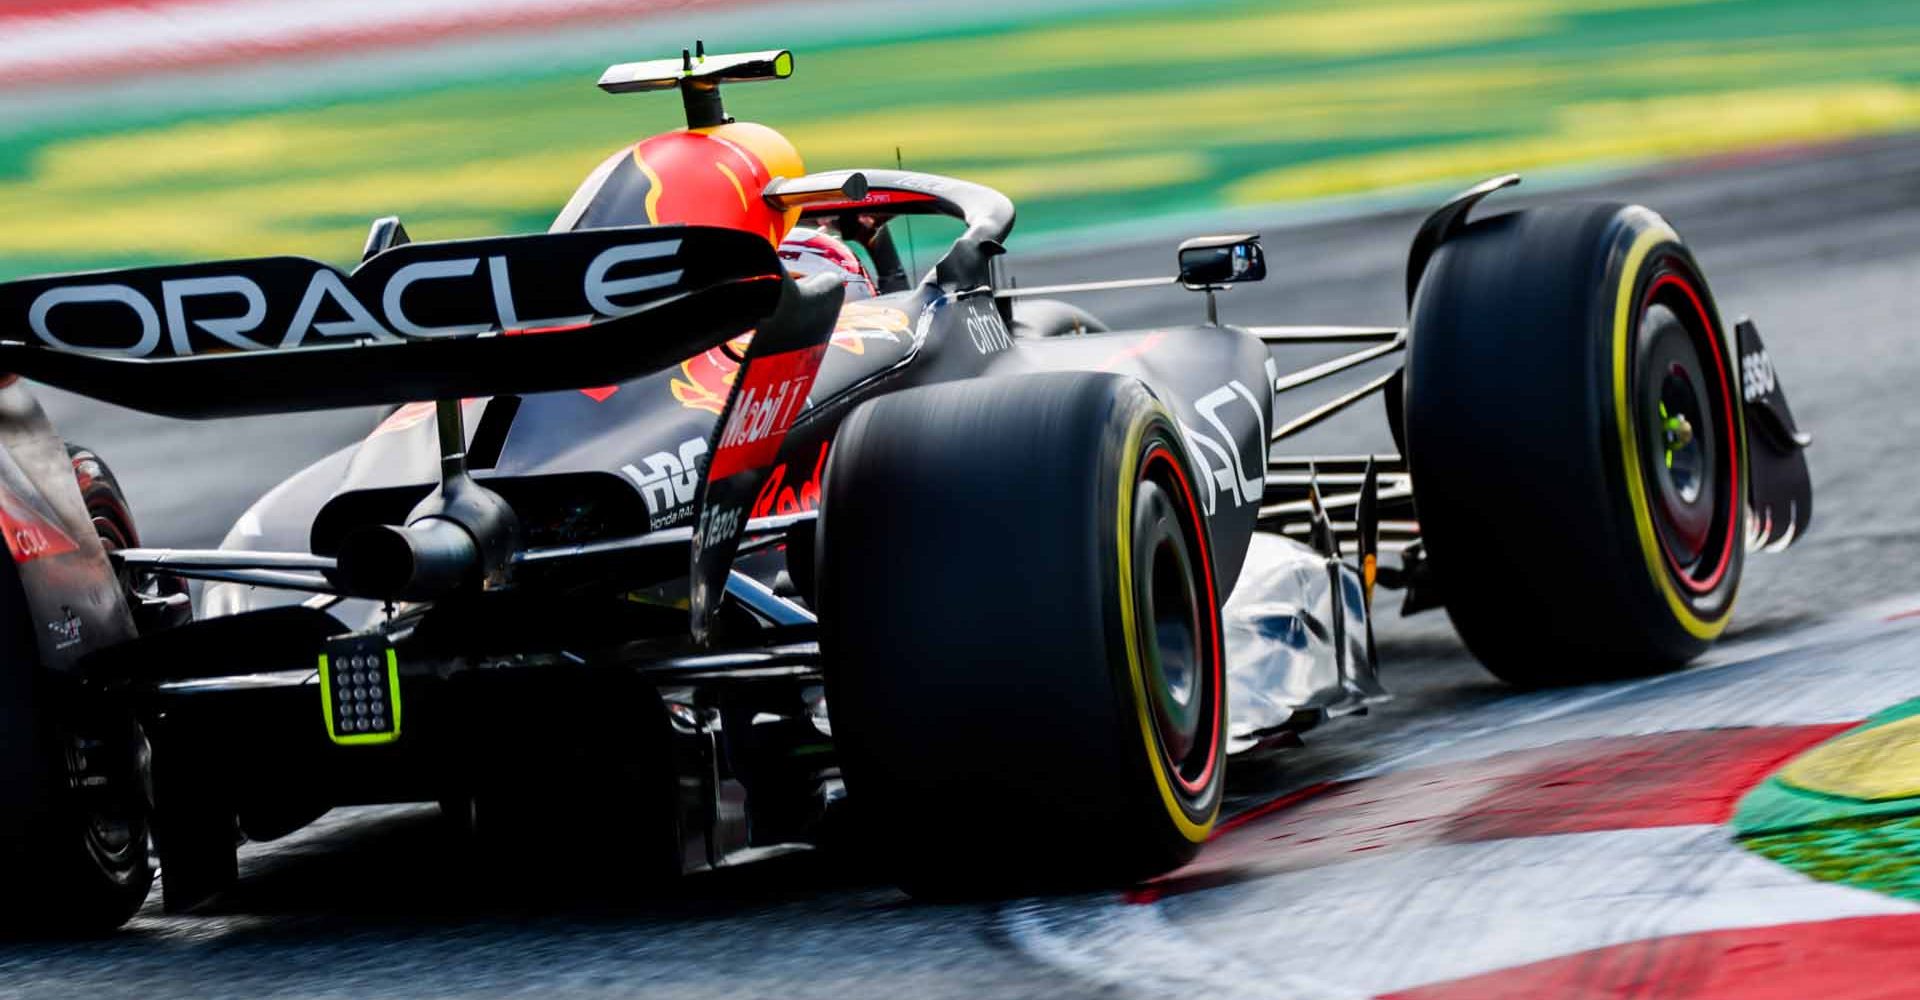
xmin=127 ymin=171 xmax=1315 ymax=881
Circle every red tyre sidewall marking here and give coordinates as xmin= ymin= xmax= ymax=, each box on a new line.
xmin=1645 ymin=270 xmax=1739 ymax=595
xmin=1142 ymin=443 xmax=1222 ymax=797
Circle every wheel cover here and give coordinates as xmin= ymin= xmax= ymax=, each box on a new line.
xmin=1128 ymin=445 xmax=1223 ymax=800
xmin=58 ymin=714 xmax=149 ymax=887
xmin=1134 ymin=480 xmax=1203 ymax=767
xmin=1609 ymin=222 xmax=1742 ymax=642
xmin=1635 ymin=275 xmax=1738 ymax=596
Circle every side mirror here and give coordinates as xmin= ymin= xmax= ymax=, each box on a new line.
xmin=1178 ymin=234 xmax=1266 ymax=288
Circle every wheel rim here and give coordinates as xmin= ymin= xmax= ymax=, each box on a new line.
xmin=61 ymin=716 xmax=149 ymax=887
xmin=70 ymin=467 xmax=154 ymax=887
xmin=1135 ymin=480 xmax=1202 ymax=764
xmin=89 ymin=475 xmax=188 ymax=632
xmin=1635 ymin=273 xmax=1738 ymax=595
xmin=1644 ymin=316 xmax=1715 ymax=562
xmin=1130 ymin=445 xmax=1222 ymax=798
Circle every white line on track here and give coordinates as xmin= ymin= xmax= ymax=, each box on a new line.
xmin=1000 ymin=896 xmax=1366 ymax=1000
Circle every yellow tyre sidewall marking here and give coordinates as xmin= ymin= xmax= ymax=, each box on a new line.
xmin=1780 ymin=715 xmax=1920 ymax=802
xmin=1116 ymin=408 xmax=1217 ymax=844
xmin=1610 ymin=220 xmax=1731 ymax=642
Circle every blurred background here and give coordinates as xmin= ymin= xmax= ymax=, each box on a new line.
xmin=1 ymin=5 xmax=1918 ymax=996
xmin=2 ymin=0 xmax=1917 ymax=277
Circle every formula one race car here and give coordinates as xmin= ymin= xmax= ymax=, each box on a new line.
xmin=0 ymin=48 xmax=1813 ymax=930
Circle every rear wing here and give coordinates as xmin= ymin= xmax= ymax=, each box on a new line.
xmin=0 ymin=224 xmax=783 ymax=419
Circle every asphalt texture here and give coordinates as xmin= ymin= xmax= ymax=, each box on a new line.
xmin=6 ymin=133 xmax=1919 ymax=998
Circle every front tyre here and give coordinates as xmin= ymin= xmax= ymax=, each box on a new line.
xmin=818 ymin=373 xmax=1226 ymax=894
xmin=1405 ymin=204 xmax=1745 ymax=685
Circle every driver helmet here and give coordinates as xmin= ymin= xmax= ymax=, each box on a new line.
xmin=778 ymin=227 xmax=876 ymax=301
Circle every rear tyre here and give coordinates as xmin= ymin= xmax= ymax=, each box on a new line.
xmin=0 ymin=452 xmax=158 ymax=935
xmin=818 ymin=372 xmax=1226 ymax=895
xmin=1405 ymin=204 xmax=1745 ymax=686
xmin=70 ymin=447 xmax=189 ymax=634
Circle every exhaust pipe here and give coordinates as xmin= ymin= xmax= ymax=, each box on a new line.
xmin=330 ymin=399 xmax=522 ymax=602
xmin=332 ymin=517 xmax=480 ymax=601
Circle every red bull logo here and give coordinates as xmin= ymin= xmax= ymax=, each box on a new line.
xmin=671 ymin=304 xmax=910 ymax=415
xmin=672 ymin=333 xmax=753 ymax=415
xmin=752 ymin=442 xmax=829 ymax=519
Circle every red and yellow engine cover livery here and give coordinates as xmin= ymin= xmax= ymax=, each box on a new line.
xmin=558 ymin=121 xmax=807 ymax=245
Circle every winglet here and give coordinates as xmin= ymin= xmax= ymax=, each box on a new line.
xmin=598 ymin=46 xmax=795 ymax=128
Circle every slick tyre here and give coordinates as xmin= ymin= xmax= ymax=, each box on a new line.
xmin=0 ymin=525 xmax=153 ymax=934
xmin=1405 ymin=203 xmax=1746 ymax=686
xmin=818 ymin=372 xmax=1226 ymax=895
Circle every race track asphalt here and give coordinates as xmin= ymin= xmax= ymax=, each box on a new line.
xmin=5 ymin=132 xmax=1918 ymax=998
